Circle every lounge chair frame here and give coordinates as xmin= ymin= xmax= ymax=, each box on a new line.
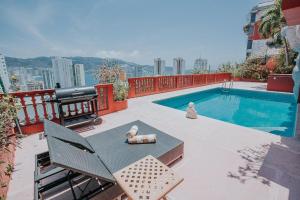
xmin=34 ymin=152 xmax=114 ymax=200
xmin=34 ymin=120 xmax=184 ymax=200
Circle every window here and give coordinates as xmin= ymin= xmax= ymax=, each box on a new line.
xmin=250 ymin=13 xmax=256 ymax=23
xmin=247 ymin=40 xmax=253 ymax=50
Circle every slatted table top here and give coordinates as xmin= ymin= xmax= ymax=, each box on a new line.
xmin=113 ymin=155 xmax=183 ymax=200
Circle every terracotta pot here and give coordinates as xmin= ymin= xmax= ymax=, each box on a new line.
xmin=113 ymin=99 xmax=128 ymax=112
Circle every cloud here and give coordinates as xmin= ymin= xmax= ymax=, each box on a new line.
xmin=95 ymin=50 xmax=141 ymax=59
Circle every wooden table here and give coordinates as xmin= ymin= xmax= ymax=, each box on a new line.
xmin=113 ymin=155 xmax=183 ymax=200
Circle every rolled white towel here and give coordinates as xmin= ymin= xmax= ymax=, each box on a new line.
xmin=126 ymin=125 xmax=138 ymax=138
xmin=128 ymin=134 xmax=157 ymax=144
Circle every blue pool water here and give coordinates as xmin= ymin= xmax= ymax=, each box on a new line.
xmin=154 ymin=88 xmax=298 ymax=137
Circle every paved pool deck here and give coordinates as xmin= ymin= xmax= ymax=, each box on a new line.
xmin=7 ymin=82 xmax=300 ymax=200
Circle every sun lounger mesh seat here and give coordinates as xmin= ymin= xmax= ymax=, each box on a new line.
xmin=86 ymin=120 xmax=184 ymax=173
xmin=47 ymin=136 xmax=115 ymax=182
xmin=36 ymin=120 xmax=184 ymax=200
xmin=44 ymin=120 xmax=95 ymax=152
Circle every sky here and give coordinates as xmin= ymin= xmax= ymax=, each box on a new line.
xmin=0 ymin=0 xmax=264 ymax=68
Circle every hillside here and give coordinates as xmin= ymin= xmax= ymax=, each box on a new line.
xmin=5 ymin=56 xmax=153 ymax=72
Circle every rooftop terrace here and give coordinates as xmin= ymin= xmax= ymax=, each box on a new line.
xmin=6 ymin=81 xmax=300 ymax=200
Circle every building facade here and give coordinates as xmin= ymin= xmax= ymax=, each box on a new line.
xmin=72 ymin=64 xmax=86 ymax=87
xmin=154 ymin=58 xmax=165 ymax=76
xmin=173 ymin=57 xmax=185 ymax=75
xmin=41 ymin=68 xmax=55 ymax=89
xmin=244 ymin=1 xmax=281 ymax=58
xmin=0 ymin=54 xmax=11 ymax=92
xmin=26 ymin=81 xmax=44 ymax=91
xmin=51 ymin=57 xmax=73 ymax=88
xmin=194 ymin=57 xmax=208 ymax=72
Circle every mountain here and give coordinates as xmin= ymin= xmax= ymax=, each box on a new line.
xmin=5 ymin=56 xmax=153 ymax=72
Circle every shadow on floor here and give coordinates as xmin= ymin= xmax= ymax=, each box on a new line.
xmin=227 ymin=144 xmax=271 ymax=185
xmin=228 ymin=136 xmax=300 ymax=200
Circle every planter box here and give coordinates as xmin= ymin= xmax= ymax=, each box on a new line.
xmin=233 ymin=77 xmax=266 ymax=82
xmin=113 ymin=100 xmax=128 ymax=112
xmin=267 ymin=74 xmax=294 ymax=93
xmin=0 ymin=129 xmax=16 ymax=199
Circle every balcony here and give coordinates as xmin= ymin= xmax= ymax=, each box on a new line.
xmin=2 ymin=74 xmax=300 ymax=200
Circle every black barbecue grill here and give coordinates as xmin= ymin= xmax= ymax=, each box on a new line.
xmin=53 ymin=86 xmax=102 ymax=127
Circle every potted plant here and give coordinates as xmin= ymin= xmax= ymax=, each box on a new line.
xmin=0 ymin=95 xmax=19 ymax=199
xmin=113 ymin=80 xmax=128 ymax=111
xmin=95 ymin=59 xmax=129 ymax=112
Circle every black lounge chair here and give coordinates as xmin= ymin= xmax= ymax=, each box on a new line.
xmin=34 ymin=120 xmax=184 ymax=200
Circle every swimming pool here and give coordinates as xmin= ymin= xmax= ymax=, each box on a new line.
xmin=154 ymin=88 xmax=298 ymax=137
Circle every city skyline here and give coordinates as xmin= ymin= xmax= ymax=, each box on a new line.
xmin=0 ymin=0 xmax=264 ymax=68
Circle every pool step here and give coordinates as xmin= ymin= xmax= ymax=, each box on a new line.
xmin=221 ymin=80 xmax=233 ymax=92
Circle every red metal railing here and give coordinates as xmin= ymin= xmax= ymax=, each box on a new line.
xmin=2 ymin=84 xmax=113 ymax=134
xmin=1 ymin=73 xmax=231 ymax=134
xmin=128 ymin=73 xmax=231 ymax=98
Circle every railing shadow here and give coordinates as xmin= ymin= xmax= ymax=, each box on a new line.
xmin=227 ymin=144 xmax=271 ymax=185
xmin=228 ymin=137 xmax=300 ymax=200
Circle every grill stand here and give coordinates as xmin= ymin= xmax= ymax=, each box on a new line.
xmin=58 ymin=98 xmax=102 ymax=128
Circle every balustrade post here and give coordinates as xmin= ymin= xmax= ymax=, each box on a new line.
xmin=154 ymin=77 xmax=159 ymax=93
xmin=192 ymin=75 xmax=195 ymax=86
xmin=30 ymin=94 xmax=40 ymax=123
xmin=67 ymin=104 xmax=71 ymax=116
xmin=74 ymin=103 xmax=78 ymax=115
xmin=49 ymin=93 xmax=57 ymax=120
xmin=19 ymin=95 xmax=30 ymax=125
xmin=87 ymin=101 xmax=91 ymax=113
xmin=176 ymin=76 xmax=180 ymax=89
xmin=128 ymin=79 xmax=136 ymax=98
xmin=81 ymin=102 xmax=85 ymax=114
xmin=40 ymin=93 xmax=48 ymax=120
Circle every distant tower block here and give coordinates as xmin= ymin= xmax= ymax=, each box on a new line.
xmin=173 ymin=57 xmax=185 ymax=75
xmin=0 ymin=54 xmax=11 ymax=92
xmin=72 ymin=64 xmax=86 ymax=87
xmin=52 ymin=57 xmax=73 ymax=88
xmin=154 ymin=58 xmax=166 ymax=76
xmin=194 ymin=57 xmax=208 ymax=72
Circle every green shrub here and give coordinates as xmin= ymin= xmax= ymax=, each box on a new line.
xmin=113 ymin=81 xmax=128 ymax=101
xmin=274 ymin=48 xmax=298 ymax=74
xmin=239 ymin=58 xmax=270 ymax=81
xmin=0 ymin=96 xmax=19 ymax=149
xmin=217 ymin=62 xmax=242 ymax=78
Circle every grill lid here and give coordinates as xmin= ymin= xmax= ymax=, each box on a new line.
xmin=55 ymin=86 xmax=97 ymax=100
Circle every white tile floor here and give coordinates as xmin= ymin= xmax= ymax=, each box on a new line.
xmin=7 ymin=82 xmax=300 ymax=200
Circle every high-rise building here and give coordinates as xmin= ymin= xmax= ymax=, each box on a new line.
xmin=154 ymin=58 xmax=165 ymax=76
xmin=194 ymin=57 xmax=208 ymax=72
xmin=51 ymin=57 xmax=73 ymax=88
xmin=135 ymin=66 xmax=143 ymax=77
xmin=41 ymin=68 xmax=55 ymax=89
xmin=243 ymin=1 xmax=280 ymax=58
xmin=72 ymin=64 xmax=86 ymax=87
xmin=0 ymin=54 xmax=11 ymax=92
xmin=173 ymin=57 xmax=185 ymax=75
